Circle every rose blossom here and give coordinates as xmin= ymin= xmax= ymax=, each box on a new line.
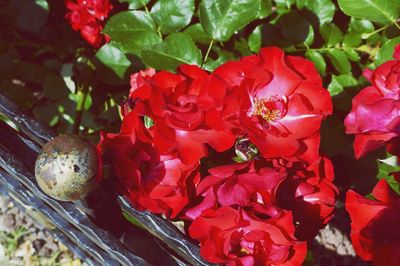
xmin=185 ymin=160 xmax=286 ymax=220
xmin=186 ymin=156 xmax=337 ymax=240
xmin=274 ymin=157 xmax=338 ymax=240
xmin=129 ymin=65 xmax=236 ymax=164
xmin=213 ymin=47 xmax=332 ymax=162
xmin=100 ymin=111 xmax=199 ymax=218
xmin=65 ymin=0 xmax=112 ymax=47
xmin=189 ymin=206 xmax=307 ymax=266
xmin=346 ymin=180 xmax=400 ymax=265
xmin=345 ymin=44 xmax=400 ymax=158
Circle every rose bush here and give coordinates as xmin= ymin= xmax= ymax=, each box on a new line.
xmin=99 ymin=46 xmax=335 ymax=265
xmin=7 ymin=0 xmax=400 ymax=264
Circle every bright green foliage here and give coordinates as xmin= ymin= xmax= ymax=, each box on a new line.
xmin=199 ymin=0 xmax=261 ymax=41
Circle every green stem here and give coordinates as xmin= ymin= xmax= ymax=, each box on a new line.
xmin=72 ymin=85 xmax=89 ymax=135
xmin=394 ymin=21 xmax=400 ymax=30
xmin=361 ymin=25 xmax=389 ymax=39
xmin=294 ymin=46 xmax=375 ymax=56
xmin=202 ymin=39 xmax=215 ymax=67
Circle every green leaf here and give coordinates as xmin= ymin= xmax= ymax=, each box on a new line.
xmin=199 ymin=0 xmax=261 ymax=41
xmin=141 ymin=32 xmax=202 ymax=71
xmin=69 ymin=91 xmax=93 ymax=110
xmin=94 ymin=43 xmax=134 ymax=84
xmin=119 ymin=0 xmax=150 ymax=9
xmin=375 ymin=37 xmax=400 ymax=66
xmin=103 ymin=11 xmax=161 ymax=56
xmin=184 ymin=24 xmax=212 ymax=45
xmin=203 ymin=49 xmax=235 ymax=71
xmin=304 ymin=0 xmax=335 ymax=25
xmin=343 ymin=33 xmax=362 ymax=47
xmin=279 ymin=11 xmax=311 ymax=44
xmin=328 ymin=74 xmax=357 ymax=97
xmin=349 ymin=18 xmax=374 ymax=34
xmin=327 ymin=49 xmax=351 ymax=74
xmin=248 ymin=25 xmax=262 ymax=53
xmin=338 ymin=0 xmax=400 ymax=25
xmin=6 ymin=0 xmax=49 ymax=33
xmin=377 ymin=158 xmax=400 ymax=195
xmin=327 ymin=74 xmax=354 ymax=111
xmin=258 ymin=0 xmax=273 ymax=19
xmin=305 ymin=50 xmax=326 ymax=76
xmin=320 ymin=24 xmax=343 ymax=47
xmin=150 ymin=0 xmax=194 ymax=34
xmin=344 ymin=49 xmax=361 ymax=62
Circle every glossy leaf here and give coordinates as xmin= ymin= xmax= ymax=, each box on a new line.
xmin=103 ymin=11 xmax=161 ymax=56
xmin=184 ymin=24 xmax=212 ymax=45
xmin=150 ymin=0 xmax=194 ymax=34
xmin=141 ymin=33 xmax=202 ymax=71
xmin=338 ymin=0 xmax=400 ymax=25
xmin=348 ymin=18 xmax=374 ymax=34
xmin=375 ymin=37 xmax=400 ymax=66
xmin=248 ymin=25 xmax=262 ymax=53
xmin=258 ymin=0 xmax=273 ymax=19
xmin=327 ymin=49 xmax=351 ymax=74
xmin=304 ymin=0 xmax=335 ymax=25
xmin=199 ymin=0 xmax=261 ymax=41
xmin=94 ymin=43 xmax=134 ymax=84
xmin=119 ymin=0 xmax=150 ymax=9
xmin=305 ymin=50 xmax=326 ymax=76
xmin=320 ymin=24 xmax=343 ymax=47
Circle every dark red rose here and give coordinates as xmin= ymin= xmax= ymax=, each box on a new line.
xmin=100 ymin=111 xmax=199 ymax=218
xmin=65 ymin=0 xmax=112 ymax=47
xmin=274 ymin=157 xmax=338 ymax=240
xmin=189 ymin=206 xmax=307 ymax=265
xmin=185 ymin=161 xmax=286 ymax=220
xmin=346 ymin=180 xmax=400 ymax=266
xmin=129 ymin=65 xmax=236 ymax=164
xmin=213 ymin=47 xmax=332 ymax=162
xmin=345 ymin=44 xmax=400 ymax=158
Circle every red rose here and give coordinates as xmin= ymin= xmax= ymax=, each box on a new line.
xmin=346 ymin=180 xmax=400 ymax=266
xmin=345 ymin=44 xmax=400 ymax=158
xmin=65 ymin=0 xmax=112 ymax=47
xmin=100 ymin=111 xmax=199 ymax=218
xmin=214 ymin=47 xmax=332 ymax=162
xmin=129 ymin=65 xmax=236 ymax=164
xmin=189 ymin=206 xmax=307 ymax=265
xmin=274 ymin=157 xmax=338 ymax=240
xmin=185 ymin=160 xmax=286 ymax=220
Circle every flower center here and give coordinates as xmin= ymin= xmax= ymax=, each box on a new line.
xmin=252 ymin=96 xmax=288 ymax=122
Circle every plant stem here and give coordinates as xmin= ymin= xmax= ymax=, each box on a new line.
xmin=361 ymin=25 xmax=389 ymax=39
xmin=394 ymin=21 xmax=400 ymax=30
xmin=202 ymin=39 xmax=215 ymax=67
xmin=72 ymin=85 xmax=89 ymax=135
xmin=294 ymin=46 xmax=375 ymax=56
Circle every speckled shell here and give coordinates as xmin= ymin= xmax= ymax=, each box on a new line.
xmin=34 ymin=135 xmax=99 ymax=201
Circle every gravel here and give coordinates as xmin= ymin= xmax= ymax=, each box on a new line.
xmin=0 ymin=193 xmax=83 ymax=266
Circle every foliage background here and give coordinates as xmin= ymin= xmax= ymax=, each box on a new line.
xmin=1 ymin=0 xmax=400 ymax=263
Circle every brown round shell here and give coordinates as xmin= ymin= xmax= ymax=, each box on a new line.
xmin=34 ymin=135 xmax=99 ymax=201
